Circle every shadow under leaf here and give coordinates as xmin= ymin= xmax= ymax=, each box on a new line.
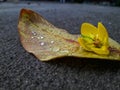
xmin=46 ymin=56 xmax=120 ymax=72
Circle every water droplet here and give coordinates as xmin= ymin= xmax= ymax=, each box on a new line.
xmin=51 ymin=41 xmax=54 ymax=44
xmin=32 ymin=31 xmax=37 ymax=36
xmin=40 ymin=42 xmax=45 ymax=46
xmin=41 ymin=36 xmax=44 ymax=39
xmin=37 ymin=36 xmax=44 ymax=39
xmin=53 ymin=47 xmax=60 ymax=52
xmin=37 ymin=37 xmax=40 ymax=39
xmin=31 ymin=37 xmax=34 ymax=39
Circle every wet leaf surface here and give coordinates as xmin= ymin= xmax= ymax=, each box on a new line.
xmin=18 ymin=9 xmax=120 ymax=61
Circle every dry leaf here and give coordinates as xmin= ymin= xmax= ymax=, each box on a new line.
xmin=18 ymin=9 xmax=120 ymax=61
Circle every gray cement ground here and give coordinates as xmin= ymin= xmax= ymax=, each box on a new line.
xmin=0 ymin=2 xmax=120 ymax=90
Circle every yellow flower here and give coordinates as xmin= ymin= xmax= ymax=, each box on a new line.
xmin=78 ymin=22 xmax=109 ymax=55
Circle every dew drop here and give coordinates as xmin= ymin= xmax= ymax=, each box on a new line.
xmin=51 ymin=41 xmax=54 ymax=44
xmin=37 ymin=37 xmax=40 ymax=39
xmin=37 ymin=36 xmax=44 ymax=39
xmin=40 ymin=36 xmax=44 ymax=39
xmin=31 ymin=37 xmax=34 ymax=39
xmin=40 ymin=42 xmax=45 ymax=46
xmin=32 ymin=31 xmax=37 ymax=36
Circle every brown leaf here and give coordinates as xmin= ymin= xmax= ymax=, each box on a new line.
xmin=18 ymin=9 xmax=120 ymax=61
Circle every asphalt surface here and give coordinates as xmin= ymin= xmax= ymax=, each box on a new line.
xmin=0 ymin=2 xmax=120 ymax=90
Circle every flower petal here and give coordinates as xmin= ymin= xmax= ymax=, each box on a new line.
xmin=81 ymin=23 xmax=98 ymax=39
xmin=98 ymin=22 xmax=109 ymax=45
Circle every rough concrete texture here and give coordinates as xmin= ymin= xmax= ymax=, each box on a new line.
xmin=0 ymin=2 xmax=120 ymax=90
